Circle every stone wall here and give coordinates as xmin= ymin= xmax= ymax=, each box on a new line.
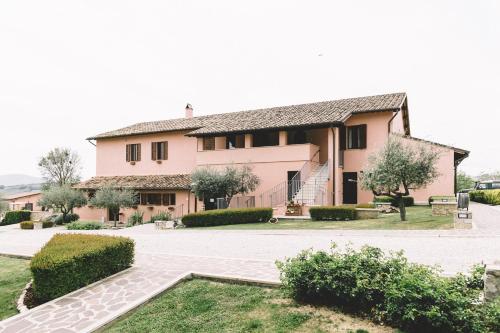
xmin=431 ymin=202 xmax=457 ymax=216
xmin=485 ymin=264 xmax=500 ymax=302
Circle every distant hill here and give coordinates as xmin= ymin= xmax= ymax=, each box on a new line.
xmin=0 ymin=174 xmax=44 ymax=187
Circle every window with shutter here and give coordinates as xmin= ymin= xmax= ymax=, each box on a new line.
xmin=203 ymin=137 xmax=215 ymax=151
xmin=339 ymin=126 xmax=346 ymax=151
xmin=126 ymin=144 xmax=141 ymax=162
xmin=152 ymin=141 xmax=168 ymax=160
xmin=347 ymin=125 xmax=367 ymax=149
xmin=162 ymin=193 xmax=176 ymax=206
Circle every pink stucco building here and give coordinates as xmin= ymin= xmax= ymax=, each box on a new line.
xmin=75 ymin=93 xmax=468 ymax=222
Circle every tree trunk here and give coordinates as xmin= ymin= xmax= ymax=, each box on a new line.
xmin=399 ymin=197 xmax=407 ymax=221
xmin=113 ymin=213 xmax=118 ymax=228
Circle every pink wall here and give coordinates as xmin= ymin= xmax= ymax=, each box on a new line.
xmin=7 ymin=193 xmax=43 ymax=211
xmin=96 ymin=131 xmax=198 ymax=176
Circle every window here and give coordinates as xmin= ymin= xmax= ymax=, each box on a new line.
xmin=152 ymin=141 xmax=168 ymax=160
xmin=492 ymin=183 xmax=500 ymax=190
xmin=287 ymin=130 xmax=309 ymax=145
xmin=342 ymin=125 xmax=367 ymax=149
xmin=226 ymin=134 xmax=245 ymax=149
xmin=203 ymin=137 xmax=215 ymax=151
xmin=126 ymin=144 xmax=141 ymax=162
xmin=140 ymin=193 xmax=162 ymax=205
xmin=139 ymin=193 xmax=176 ymax=206
xmin=162 ymin=193 xmax=176 ymax=206
xmin=253 ymin=131 xmax=279 ymax=147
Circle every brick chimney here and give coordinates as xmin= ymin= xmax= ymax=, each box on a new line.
xmin=185 ymin=103 xmax=193 ymax=118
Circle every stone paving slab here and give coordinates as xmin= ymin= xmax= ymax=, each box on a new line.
xmin=0 ymin=253 xmax=280 ymax=333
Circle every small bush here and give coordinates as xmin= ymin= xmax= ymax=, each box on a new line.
xmin=66 ymin=221 xmax=103 ymax=230
xmin=127 ymin=211 xmax=144 ymax=226
xmin=309 ymin=206 xmax=356 ymax=221
xmin=42 ymin=221 xmax=55 ymax=228
xmin=182 ymin=208 xmax=273 ymax=227
xmin=469 ymin=190 xmax=500 ymax=205
xmin=428 ymin=195 xmax=456 ymax=205
xmin=356 ymin=203 xmax=376 ymax=209
xmin=30 ymin=234 xmax=134 ymax=302
xmin=150 ymin=211 xmax=171 ymax=223
xmin=374 ymin=196 xmax=414 ymax=207
xmin=20 ymin=221 xmax=34 ymax=229
xmin=277 ymin=244 xmax=496 ymax=333
xmin=0 ymin=210 xmax=31 ymax=226
xmin=54 ymin=213 xmax=80 ymax=225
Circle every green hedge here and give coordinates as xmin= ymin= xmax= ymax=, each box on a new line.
xmin=374 ymin=196 xmax=414 ymax=207
xmin=42 ymin=221 xmax=55 ymax=228
xmin=20 ymin=221 xmax=34 ymax=229
xmin=66 ymin=221 xmax=103 ymax=230
xmin=277 ymin=244 xmax=498 ymax=333
xmin=309 ymin=206 xmax=356 ymax=221
xmin=0 ymin=210 xmax=31 ymax=226
xmin=30 ymin=234 xmax=134 ymax=302
xmin=182 ymin=208 xmax=273 ymax=227
xmin=356 ymin=203 xmax=376 ymax=209
xmin=469 ymin=190 xmax=500 ymax=205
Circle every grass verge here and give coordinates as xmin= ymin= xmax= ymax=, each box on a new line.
xmin=0 ymin=256 xmax=31 ymax=320
xmin=102 ymin=279 xmax=398 ymax=333
xmin=193 ymin=206 xmax=452 ymax=230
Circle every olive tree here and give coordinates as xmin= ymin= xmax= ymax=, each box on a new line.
xmin=191 ymin=164 xmax=260 ymax=207
xmin=38 ymin=148 xmax=82 ymax=186
xmin=360 ymin=137 xmax=440 ymax=221
xmin=39 ymin=185 xmax=87 ymax=223
xmin=89 ymin=185 xmax=137 ymax=228
xmin=0 ymin=194 xmax=8 ymax=214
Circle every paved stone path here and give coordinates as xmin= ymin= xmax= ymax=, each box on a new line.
xmin=0 ymin=203 xmax=499 ymax=332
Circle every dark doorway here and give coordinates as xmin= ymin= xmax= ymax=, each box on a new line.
xmin=288 ymin=170 xmax=300 ymax=201
xmin=203 ymin=197 xmax=217 ymax=211
xmin=108 ymin=207 xmax=120 ymax=222
xmin=343 ymin=172 xmax=358 ymax=204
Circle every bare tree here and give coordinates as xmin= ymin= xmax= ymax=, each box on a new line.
xmin=38 ymin=148 xmax=82 ymax=186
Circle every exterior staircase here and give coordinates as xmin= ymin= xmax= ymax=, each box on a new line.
xmin=292 ymin=163 xmax=329 ymax=205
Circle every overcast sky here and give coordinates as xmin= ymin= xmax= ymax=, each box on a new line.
xmin=0 ymin=0 xmax=498 ymax=180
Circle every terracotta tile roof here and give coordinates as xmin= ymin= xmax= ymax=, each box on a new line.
xmin=393 ymin=133 xmax=470 ymax=155
xmin=74 ymin=174 xmax=191 ymax=190
xmin=88 ymin=93 xmax=406 ymax=139
xmin=3 ymin=191 xmax=41 ymax=200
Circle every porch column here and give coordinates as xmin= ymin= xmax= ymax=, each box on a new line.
xmin=244 ymin=134 xmax=253 ymax=148
xmin=334 ymin=127 xmax=342 ymax=206
xmin=327 ymin=129 xmax=335 ymax=204
xmin=279 ymin=131 xmax=287 ymax=146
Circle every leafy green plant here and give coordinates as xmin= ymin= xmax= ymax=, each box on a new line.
xmin=20 ymin=221 xmax=34 ymax=229
xmin=277 ymin=244 xmax=497 ymax=333
xmin=42 ymin=221 xmax=54 ymax=228
xmin=0 ymin=210 xmax=31 ymax=226
xmin=309 ymin=206 xmax=356 ymax=220
xmin=66 ymin=221 xmax=103 ymax=230
xmin=89 ymin=185 xmax=137 ymax=228
xmin=39 ymin=186 xmax=86 ymax=224
xmin=182 ymin=208 xmax=272 ymax=227
xmin=150 ymin=211 xmax=171 ymax=223
xmin=30 ymin=234 xmax=134 ymax=302
xmin=127 ymin=211 xmax=144 ymax=226
xmin=469 ymin=190 xmax=500 ymax=205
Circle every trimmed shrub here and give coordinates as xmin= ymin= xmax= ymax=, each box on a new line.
xmin=54 ymin=213 xmax=80 ymax=225
xmin=30 ymin=234 xmax=134 ymax=302
xmin=66 ymin=221 xmax=103 ymax=230
xmin=309 ymin=206 xmax=356 ymax=221
xmin=470 ymin=190 xmax=500 ymax=205
xmin=356 ymin=203 xmax=376 ymax=209
xmin=374 ymin=196 xmax=414 ymax=207
xmin=277 ymin=244 xmax=495 ymax=333
xmin=0 ymin=210 xmax=31 ymax=226
xmin=428 ymin=195 xmax=456 ymax=205
xmin=42 ymin=221 xmax=55 ymax=228
xmin=182 ymin=208 xmax=273 ymax=227
xmin=20 ymin=221 xmax=34 ymax=229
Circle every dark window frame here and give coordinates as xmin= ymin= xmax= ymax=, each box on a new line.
xmin=151 ymin=141 xmax=168 ymax=160
xmin=346 ymin=124 xmax=367 ymax=150
xmin=203 ymin=137 xmax=216 ymax=151
xmin=126 ymin=143 xmax=141 ymax=162
xmin=252 ymin=131 xmax=279 ymax=147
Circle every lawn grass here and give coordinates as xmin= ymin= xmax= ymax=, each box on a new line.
xmin=102 ymin=279 xmax=398 ymax=333
xmin=0 ymin=256 xmax=31 ymax=320
xmin=193 ymin=206 xmax=453 ymax=230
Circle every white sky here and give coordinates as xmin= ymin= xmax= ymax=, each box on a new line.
xmin=0 ymin=0 xmax=499 ymax=179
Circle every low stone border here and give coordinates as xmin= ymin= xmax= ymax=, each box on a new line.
xmin=93 ymin=272 xmax=281 ymax=333
xmin=16 ymin=281 xmax=32 ymax=313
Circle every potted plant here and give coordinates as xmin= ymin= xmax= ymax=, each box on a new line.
xmin=286 ymin=200 xmax=303 ymax=216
